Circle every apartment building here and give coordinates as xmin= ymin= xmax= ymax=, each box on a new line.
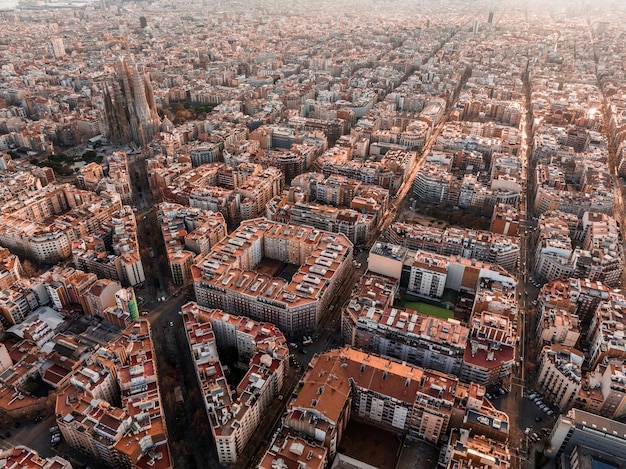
xmin=82 ymin=279 xmax=122 ymax=317
xmin=72 ymin=206 xmax=145 ymax=287
xmin=279 ymin=347 xmax=502 ymax=463
xmin=258 ymin=428 xmax=326 ymax=469
xmin=490 ymin=203 xmax=520 ymax=236
xmin=157 ymin=203 xmax=227 ymax=284
xmin=189 ymin=141 xmax=223 ymax=166
xmin=343 ymin=304 xmax=469 ymax=375
xmin=587 ymin=305 xmax=626 ymax=368
xmin=583 ymin=358 xmax=626 ymax=420
xmin=461 ymin=313 xmax=516 ymax=386
xmin=0 ymin=183 xmax=122 ymax=263
xmin=319 ymin=159 xmax=402 ymax=195
xmin=406 ymin=251 xmax=449 ymax=299
xmin=69 ymin=360 xmax=118 ymax=404
xmin=182 ymin=303 xmax=288 ymax=465
xmin=384 ymin=222 xmax=520 ymax=273
xmin=0 ymin=286 xmax=38 ymax=325
xmin=534 ymin=213 xmax=575 ymax=281
xmin=546 ymin=409 xmax=626 ymax=462
xmin=192 ymin=219 xmax=352 ymax=336
xmin=369 ymin=242 xmax=516 ymax=297
xmin=262 ymin=146 xmax=318 ymax=181
xmin=28 ymin=266 xmax=98 ymax=313
xmin=439 ymin=429 xmax=510 ymax=469
xmin=272 ymin=200 xmax=375 ymax=246
xmin=535 ymin=305 xmax=581 ymax=348
xmin=460 ymin=280 xmax=517 ymax=387
xmin=576 ymin=212 xmax=624 ymax=287
xmin=0 ymin=446 xmax=72 ymax=468
xmin=536 ymin=278 xmax=610 ymax=326
xmin=412 ymin=159 xmax=452 ymax=203
xmin=106 ymin=151 xmax=133 ymax=205
xmin=55 ymin=320 xmax=171 ymax=469
xmin=536 ymin=344 xmax=583 ymax=411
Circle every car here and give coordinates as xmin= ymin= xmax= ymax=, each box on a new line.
xmin=528 ymin=392 xmax=538 ymax=399
xmin=546 ymin=410 xmax=554 ymax=416
xmin=140 ymin=311 xmax=149 ymax=316
xmin=168 ymin=321 xmax=174 ymax=327
xmin=49 ymin=426 xmax=59 ymax=434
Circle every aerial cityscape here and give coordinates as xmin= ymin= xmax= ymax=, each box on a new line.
xmin=1 ymin=0 xmax=626 ymax=468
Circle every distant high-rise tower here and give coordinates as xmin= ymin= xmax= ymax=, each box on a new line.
xmin=49 ymin=37 xmax=66 ymax=58
xmin=102 ymin=57 xmax=161 ymax=146
xmin=472 ymin=21 xmax=479 ymax=34
xmin=488 ymin=11 xmax=494 ymax=24
xmin=140 ymin=16 xmax=147 ymax=28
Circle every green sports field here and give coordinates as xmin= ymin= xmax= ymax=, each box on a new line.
xmin=396 ymin=297 xmax=454 ymax=319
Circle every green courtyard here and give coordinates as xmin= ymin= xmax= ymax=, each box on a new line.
xmin=396 ymin=294 xmax=454 ymax=319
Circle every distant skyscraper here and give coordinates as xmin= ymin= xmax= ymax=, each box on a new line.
xmin=102 ymin=57 xmax=161 ymax=146
xmin=49 ymin=37 xmax=66 ymax=58
xmin=488 ymin=11 xmax=494 ymax=24
xmin=140 ymin=16 xmax=147 ymax=28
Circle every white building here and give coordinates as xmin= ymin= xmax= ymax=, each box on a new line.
xmin=536 ymin=344 xmax=583 ymax=411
